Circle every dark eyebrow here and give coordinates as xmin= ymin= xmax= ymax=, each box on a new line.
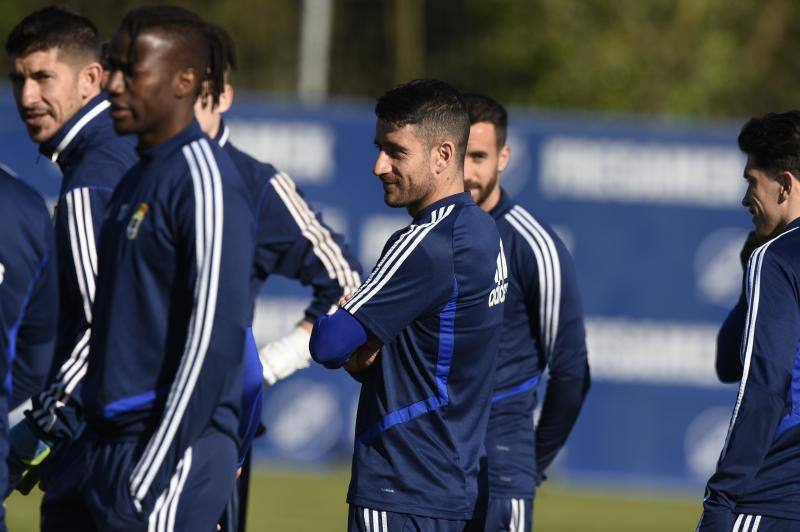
xmin=468 ymin=149 xmax=489 ymax=158
xmin=380 ymin=139 xmax=407 ymax=154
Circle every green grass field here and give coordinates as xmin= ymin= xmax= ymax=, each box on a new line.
xmin=5 ymin=468 xmax=702 ymax=531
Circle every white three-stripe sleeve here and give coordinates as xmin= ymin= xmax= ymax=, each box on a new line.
xmin=65 ymin=188 xmax=99 ymax=323
xmin=269 ymin=172 xmax=361 ymax=293
xmin=129 ymin=139 xmax=225 ymax=507
xmin=29 ymin=187 xmax=104 ymax=433
xmin=505 ymin=207 xmax=561 ymax=360
xmin=704 ymin=229 xmax=800 ymax=514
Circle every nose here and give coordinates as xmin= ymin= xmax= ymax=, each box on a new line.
xmin=742 ymin=191 xmax=751 ymax=208
xmin=19 ymin=79 xmax=40 ymax=108
xmin=373 ymin=151 xmax=391 ymax=176
xmin=105 ymin=69 xmax=123 ymax=96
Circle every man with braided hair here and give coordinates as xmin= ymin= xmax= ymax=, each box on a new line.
xmin=195 ymin=23 xmax=362 ymax=532
xmin=28 ymin=6 xmax=253 ymax=531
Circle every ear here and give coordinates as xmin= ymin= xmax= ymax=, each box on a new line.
xmin=433 ymin=140 xmax=455 ymax=174
xmin=497 ymin=143 xmax=511 ymax=173
xmin=217 ymin=83 xmax=234 ymax=114
xmin=175 ymin=67 xmax=198 ymax=99
xmin=782 ymin=171 xmax=797 ymax=201
xmin=78 ymin=62 xmax=103 ymax=100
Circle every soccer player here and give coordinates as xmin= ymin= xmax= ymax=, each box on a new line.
xmin=34 ymin=6 xmax=252 ymax=531
xmin=310 ymin=79 xmax=504 ymax=531
xmin=3 ymin=5 xmax=137 ymax=502
xmin=698 ymin=110 xmax=800 ymax=531
xmin=194 ymin=25 xmax=362 ymax=532
xmin=0 ymin=163 xmax=59 ymax=526
xmin=462 ymin=94 xmax=590 ymax=532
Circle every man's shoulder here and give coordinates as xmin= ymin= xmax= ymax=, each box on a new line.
xmin=67 ymin=131 xmax=137 ymax=192
xmin=0 ymin=169 xmax=49 ymax=219
xmin=500 ymin=203 xmax=570 ymax=258
xmin=757 ymin=227 xmax=800 ymax=273
xmin=223 ymin=142 xmax=279 ymax=183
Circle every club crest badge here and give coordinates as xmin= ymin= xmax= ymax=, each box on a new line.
xmin=126 ymin=203 xmax=149 ymax=240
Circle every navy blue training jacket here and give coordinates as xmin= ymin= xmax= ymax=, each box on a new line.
xmin=27 ymin=94 xmax=137 ymax=441
xmin=486 ymin=190 xmax=590 ymax=499
xmin=214 ymin=121 xmax=361 ymax=461
xmin=312 ymin=192 xmax=504 ymax=520
xmin=699 ymin=218 xmax=800 ymax=529
xmin=80 ymin=121 xmax=253 ymax=513
xmin=0 ymin=165 xmax=58 ymax=410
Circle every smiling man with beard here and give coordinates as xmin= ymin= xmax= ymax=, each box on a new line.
xmin=310 ymin=79 xmax=504 ymax=532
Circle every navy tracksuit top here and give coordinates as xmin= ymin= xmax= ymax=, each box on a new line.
xmin=485 ymin=190 xmax=590 ymax=499
xmin=701 ymin=218 xmax=800 ymax=528
xmin=80 ymin=121 xmax=253 ymax=510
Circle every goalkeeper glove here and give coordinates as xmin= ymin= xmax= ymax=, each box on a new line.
xmin=6 ymin=419 xmax=51 ymax=497
xmin=259 ymin=325 xmax=312 ymax=385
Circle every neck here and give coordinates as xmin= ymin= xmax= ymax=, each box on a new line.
xmin=479 ymin=184 xmax=502 ymax=213
xmin=138 ymin=107 xmax=194 ymax=151
xmin=407 ymin=171 xmax=465 ymax=217
xmin=208 ymin=118 xmax=221 ymax=141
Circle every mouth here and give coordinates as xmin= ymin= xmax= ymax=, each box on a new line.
xmin=22 ymin=111 xmax=50 ymax=127
xmin=110 ymin=104 xmax=131 ymax=120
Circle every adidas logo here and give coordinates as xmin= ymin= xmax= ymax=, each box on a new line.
xmin=489 ymin=240 xmax=509 ymax=307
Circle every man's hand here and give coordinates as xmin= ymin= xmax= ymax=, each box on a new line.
xmin=345 ymin=337 xmax=382 ymax=373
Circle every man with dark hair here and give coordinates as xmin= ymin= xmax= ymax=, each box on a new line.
xmin=4 ymin=4 xmax=137 ymax=506
xmin=462 ymin=93 xmax=590 ymax=532
xmin=0 ymin=163 xmax=59 ymax=529
xmin=23 ymin=6 xmax=253 ymax=531
xmin=310 ymin=79 xmax=504 ymax=531
xmin=698 ymin=110 xmax=800 ymax=531
xmin=194 ymin=24 xmax=362 ymax=532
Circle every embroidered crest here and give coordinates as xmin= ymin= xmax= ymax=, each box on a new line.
xmin=126 ymin=203 xmax=149 ymax=240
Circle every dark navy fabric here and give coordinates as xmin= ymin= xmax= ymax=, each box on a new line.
xmin=237 ymin=328 xmax=262 ymax=467
xmin=310 ymin=307 xmax=369 ymax=367
xmin=485 ymin=190 xmax=589 ymax=499
xmin=216 ymin=121 xmax=362 ymax=322
xmin=716 ymin=293 xmax=746 ymax=383
xmin=482 ymin=497 xmax=533 ymax=532
xmin=699 ymin=218 xmax=800 ymax=529
xmin=0 ymin=167 xmax=58 ymax=410
xmin=215 ymin=122 xmax=361 ymax=465
xmin=28 ymin=93 xmax=137 ymax=442
xmin=348 ymin=505 xmax=481 ymax=532
xmin=40 ymin=427 xmax=236 ymax=531
xmin=332 ymin=192 xmax=502 ymax=520
xmin=80 ymin=121 xmax=253 ymax=515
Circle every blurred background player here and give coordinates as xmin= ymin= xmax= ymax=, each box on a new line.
xmin=310 ymin=79 xmax=503 ymax=531
xmin=0 ymin=163 xmax=59 ymax=529
xmin=194 ymin=23 xmax=362 ymax=532
xmin=3 ymin=5 xmax=137 ymax=509
xmin=0 ymin=164 xmax=58 ymax=414
xmin=461 ymin=93 xmax=590 ymax=532
xmin=698 ymin=111 xmax=800 ymax=531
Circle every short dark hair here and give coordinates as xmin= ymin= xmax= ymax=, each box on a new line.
xmin=462 ymin=93 xmax=508 ymax=149
xmin=375 ymin=79 xmax=470 ymax=166
xmin=5 ymin=5 xmax=100 ymax=63
xmin=738 ymin=111 xmax=800 ymax=178
xmin=117 ymin=5 xmax=227 ymax=107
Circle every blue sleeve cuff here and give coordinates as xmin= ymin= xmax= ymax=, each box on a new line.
xmin=310 ymin=309 xmax=367 ymax=369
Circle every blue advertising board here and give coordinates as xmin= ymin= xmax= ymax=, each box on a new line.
xmin=0 ymin=88 xmax=751 ymax=490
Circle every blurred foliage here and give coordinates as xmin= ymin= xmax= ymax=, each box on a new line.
xmin=2 ymin=0 xmax=800 ymax=118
